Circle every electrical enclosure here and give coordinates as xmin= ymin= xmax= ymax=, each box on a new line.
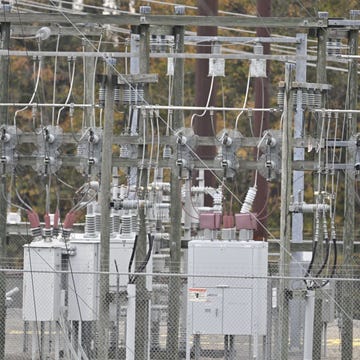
xmin=23 ymin=241 xmax=63 ymax=321
xmin=187 ymin=240 xmax=268 ymax=335
xmin=68 ymin=235 xmax=100 ymax=321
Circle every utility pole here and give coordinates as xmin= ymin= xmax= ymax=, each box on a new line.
xmin=341 ymin=9 xmax=359 ymax=360
xmin=83 ymin=40 xmax=95 ymax=129
xmin=313 ymin=13 xmax=327 ymax=359
xmin=194 ymin=0 xmax=217 ymax=204
xmin=0 ymin=13 xmax=10 ymax=360
xmin=134 ymin=12 xmax=150 ymax=360
xmin=166 ymin=6 xmax=185 ymax=359
xmin=253 ymin=0 xmax=270 ymax=240
xmin=278 ymin=63 xmax=293 ymax=360
xmin=290 ymin=32 xmax=307 ymax=353
xmin=96 ymin=57 xmax=115 ymax=360
xmin=82 ymin=39 xmax=96 ymax=355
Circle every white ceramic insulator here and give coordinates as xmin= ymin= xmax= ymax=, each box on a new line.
xmin=240 ymin=186 xmax=257 ymax=213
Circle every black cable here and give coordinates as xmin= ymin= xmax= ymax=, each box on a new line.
xmin=128 ymin=234 xmax=138 ymax=284
xmin=127 ymin=106 xmax=134 ymax=133
xmin=313 ymin=237 xmax=330 ymax=278
xmin=330 ymin=236 xmax=337 ymax=278
xmin=305 ymin=206 xmax=335 ymax=290
xmin=306 ymin=234 xmax=337 ymax=291
xmin=136 ymin=106 xmax=140 ymax=134
xmin=304 ymin=239 xmax=317 ymax=278
xmin=129 ymin=233 xmax=153 ymax=284
xmin=137 ymin=233 xmax=153 ymax=273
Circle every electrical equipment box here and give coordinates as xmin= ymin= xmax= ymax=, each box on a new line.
xmin=68 ymin=234 xmax=100 ymax=321
xmin=23 ymin=241 xmax=63 ymax=321
xmin=187 ymin=240 xmax=268 ymax=336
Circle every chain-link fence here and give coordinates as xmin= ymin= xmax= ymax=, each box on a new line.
xmin=1 ymin=268 xmax=360 ymax=359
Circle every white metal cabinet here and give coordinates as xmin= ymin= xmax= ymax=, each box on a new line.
xmin=23 ymin=242 xmax=63 ymax=321
xmin=187 ymin=240 xmax=268 ymax=336
xmin=68 ymin=237 xmax=100 ymax=321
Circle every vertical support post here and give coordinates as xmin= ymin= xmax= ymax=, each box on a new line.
xmin=292 ymin=33 xmax=307 ymax=247
xmin=278 ymin=63 xmax=294 ymax=360
xmin=126 ymin=284 xmax=136 ymax=360
xmin=0 ymin=18 xmax=10 ymax=360
xmin=84 ymin=39 xmax=95 ymax=128
xmin=114 ymin=270 xmax=120 ymax=360
xmin=128 ymin=32 xmax=140 ymax=192
xmin=290 ymin=33 xmax=307 ymax=353
xmin=32 ymin=322 xmax=37 ymax=360
xmin=96 ymin=58 xmax=115 ymax=360
xmin=313 ymin=13 xmax=328 ymax=359
xmin=303 ymin=290 xmax=315 ymax=359
xmin=253 ymin=0 xmax=271 ymax=240
xmin=166 ymin=7 xmax=185 ymax=359
xmin=55 ymin=322 xmax=60 ymax=360
xmin=134 ymin=18 xmax=150 ymax=360
xmin=341 ymin=9 xmax=359 ymax=360
xmin=194 ymin=0 xmax=217 ymax=204
xmin=0 ymin=21 xmax=9 ymax=125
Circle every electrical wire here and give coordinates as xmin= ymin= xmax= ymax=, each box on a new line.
xmin=54 ymin=173 xmax=77 ymax=190
xmin=147 ymin=109 xmax=155 ymax=187
xmin=154 ymin=110 xmax=161 ymax=173
xmin=167 ymin=79 xmax=173 ymax=136
xmin=210 ymin=110 xmax=222 ymax=143
xmin=13 ymin=56 xmax=42 ymax=126
xmin=128 ymin=234 xmax=138 ymax=283
xmin=70 ymin=185 xmax=98 ymax=213
xmin=220 ymin=77 xmax=226 ymax=128
xmin=19 ymin=0 xmax=354 ymax=78
xmin=234 ymin=67 xmax=251 ymax=130
xmin=182 ymin=203 xmax=199 ymax=221
xmin=324 ymin=112 xmax=332 ymax=193
xmin=1 ymin=174 xmax=27 ymax=213
xmin=15 ymin=187 xmax=32 ymax=212
xmin=128 ymin=233 xmax=153 ymax=284
xmin=253 ymin=77 xmax=265 ymax=188
xmin=304 ymin=109 xmax=340 ymax=289
xmin=136 ymin=233 xmax=153 ymax=273
xmin=124 ymin=42 xmax=128 ymax=75
xmin=190 ymin=75 xmax=215 ymax=128
xmin=56 ymin=57 xmax=76 ymax=125
xmin=51 ymin=30 xmax=61 ymax=126
xmin=17 ymin=0 xmax=134 ymax=15
xmin=137 ymin=109 xmax=147 ymax=192
xmin=92 ymin=32 xmax=104 ymax=128
xmin=313 ymin=208 xmax=330 ymax=278
xmin=331 ymin=112 xmax=339 ymax=201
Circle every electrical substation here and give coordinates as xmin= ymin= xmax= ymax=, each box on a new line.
xmin=1 ymin=1 xmax=360 ymax=359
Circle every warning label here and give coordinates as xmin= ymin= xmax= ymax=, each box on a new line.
xmin=188 ymin=287 xmax=207 ymax=302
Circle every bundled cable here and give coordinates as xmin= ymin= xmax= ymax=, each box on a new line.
xmin=304 ymin=205 xmax=337 ymax=290
xmin=128 ymin=234 xmax=138 ymax=283
xmin=128 ymin=233 xmax=153 ymax=284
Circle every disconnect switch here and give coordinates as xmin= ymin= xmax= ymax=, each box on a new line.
xmin=0 ymin=125 xmax=18 ymax=175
